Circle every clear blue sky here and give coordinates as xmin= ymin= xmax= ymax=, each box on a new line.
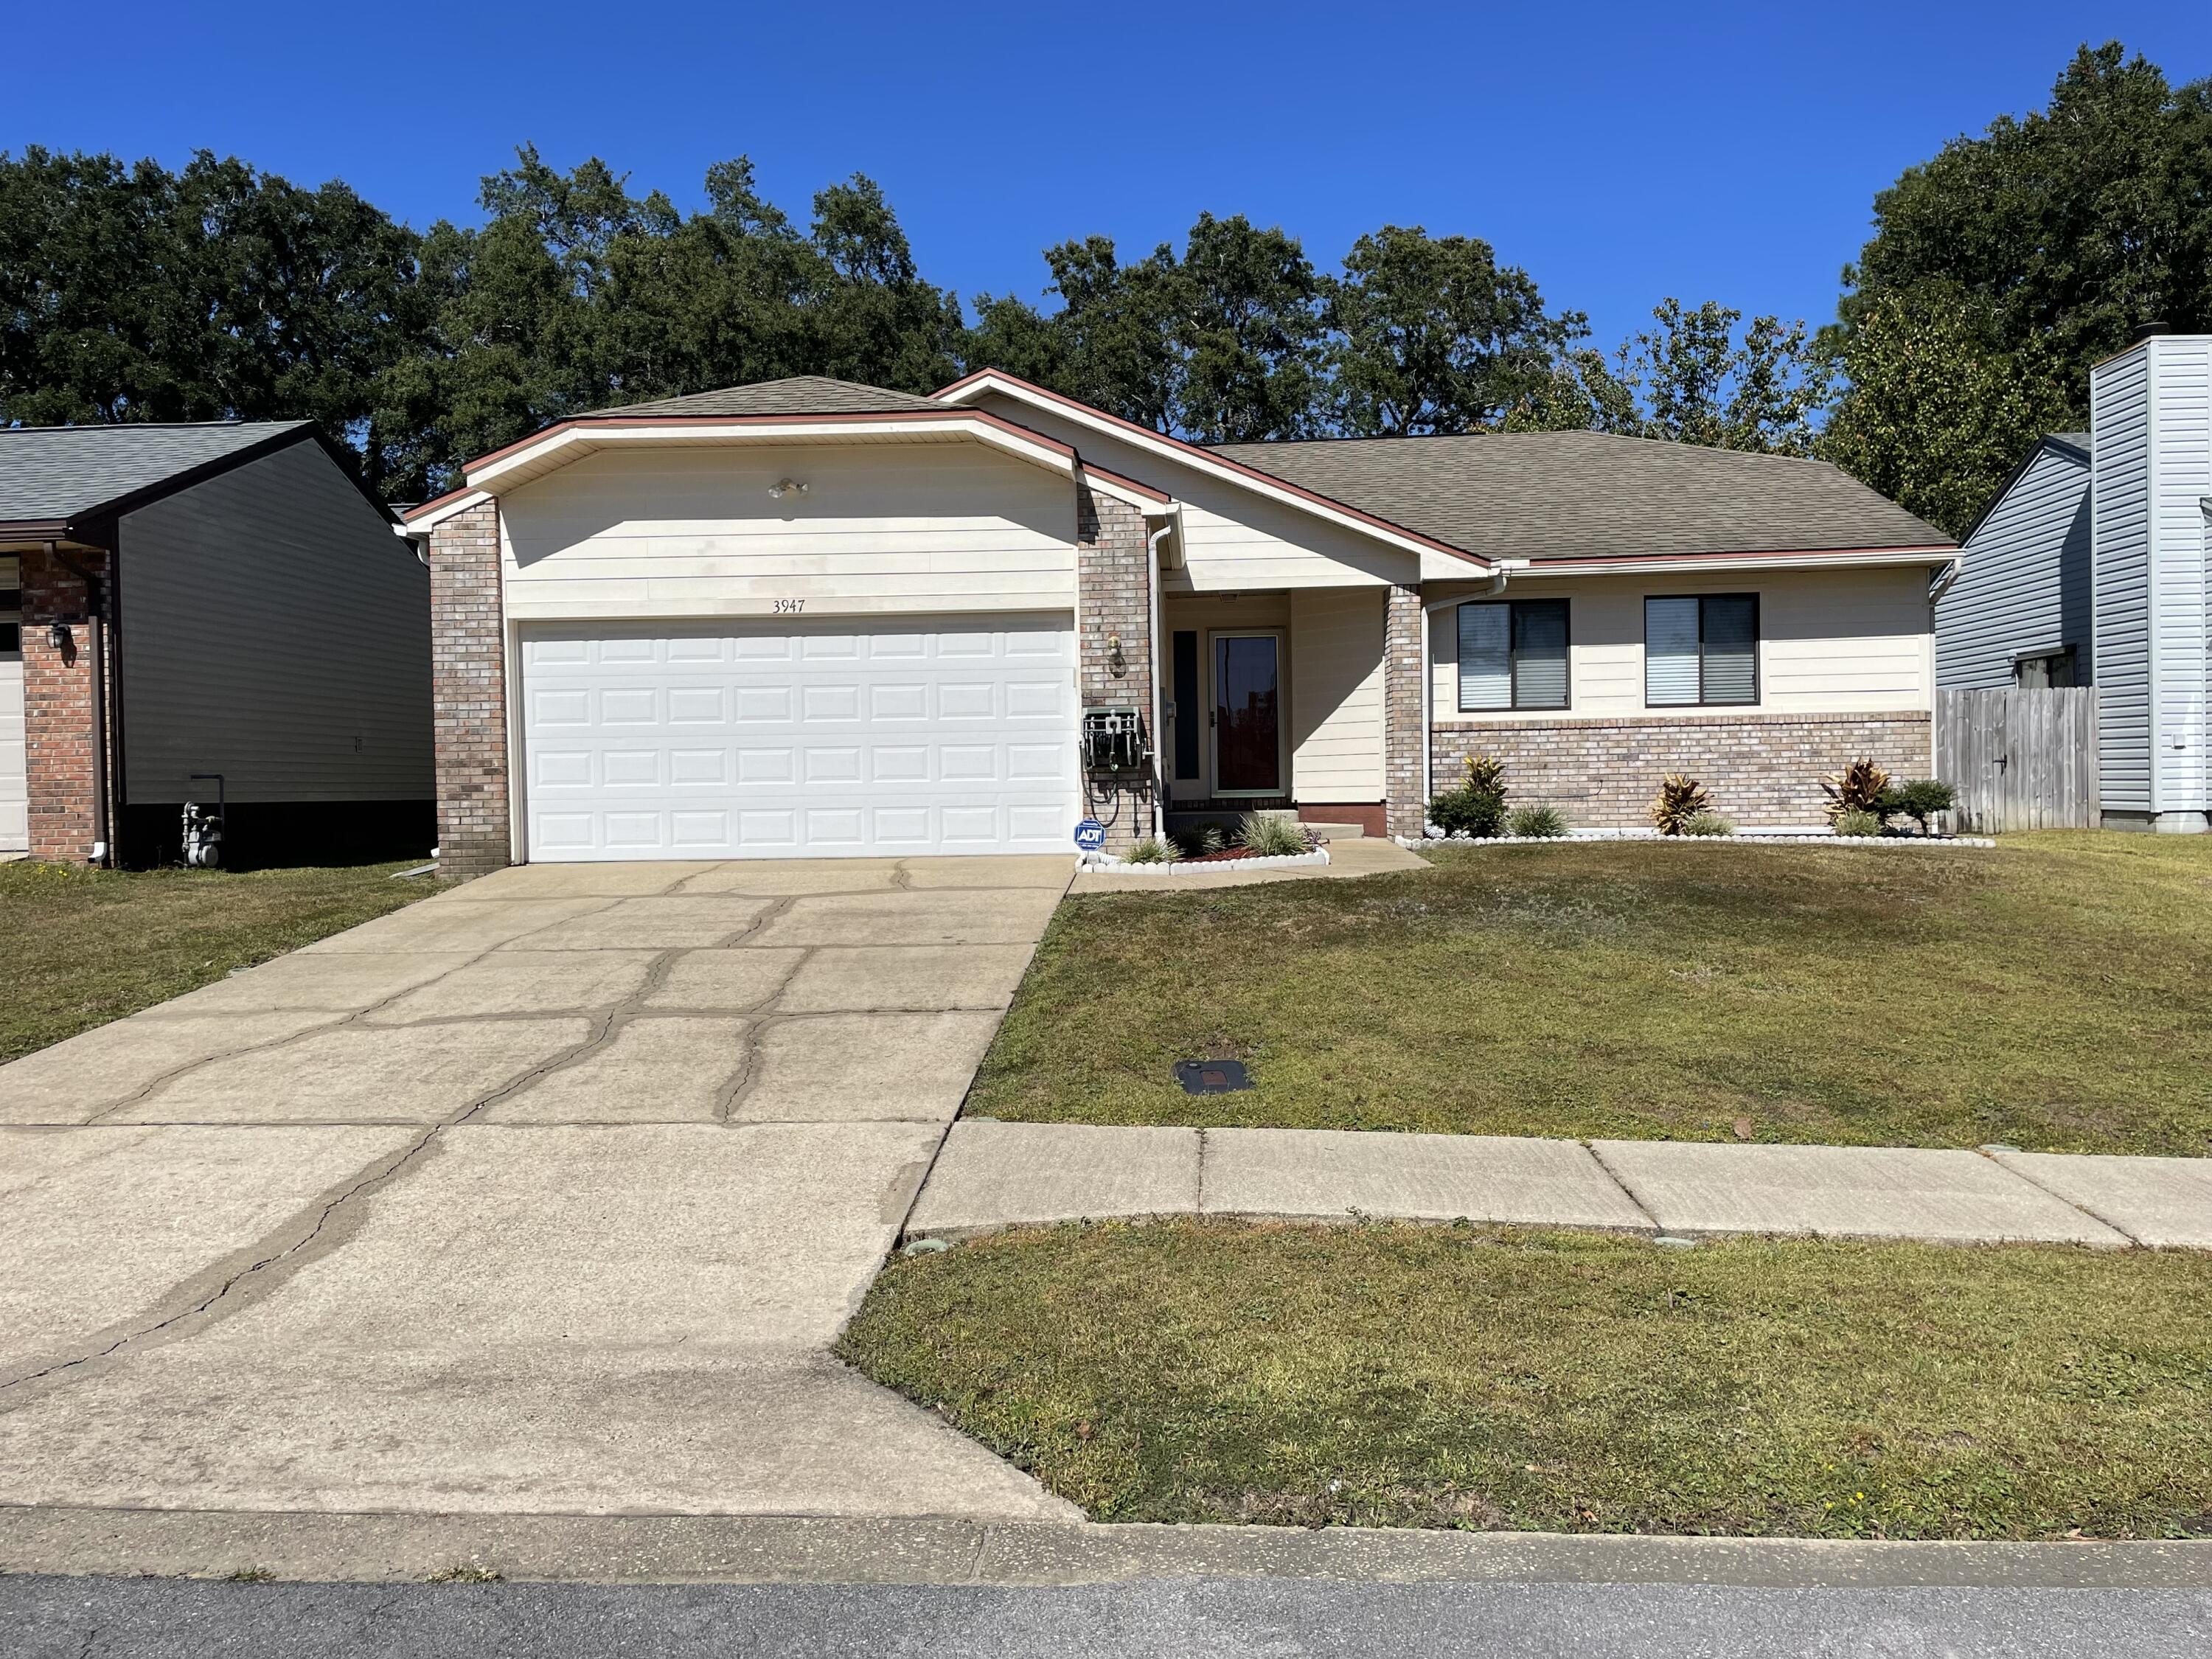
xmin=7 ymin=1 xmax=2205 ymax=352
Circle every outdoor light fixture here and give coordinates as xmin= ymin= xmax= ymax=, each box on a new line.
xmin=769 ymin=478 xmax=809 ymax=500
xmin=47 ymin=622 xmax=70 ymax=650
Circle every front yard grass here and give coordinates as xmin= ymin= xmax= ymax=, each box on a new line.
xmin=970 ymin=832 xmax=2212 ymax=1155
xmin=841 ymin=1220 xmax=2212 ymax=1540
xmin=0 ymin=858 xmax=439 ymax=1063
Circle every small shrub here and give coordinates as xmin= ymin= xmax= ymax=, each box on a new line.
xmin=1506 ymin=804 xmax=1568 ymax=838
xmin=1681 ymin=811 xmax=1735 ymax=837
xmin=1430 ymin=786 xmax=1508 ymax=838
xmin=1884 ymin=779 xmax=1956 ymax=835
xmin=1124 ymin=836 xmax=1169 ymax=864
xmin=1431 ymin=753 xmax=1509 ymax=837
xmin=1172 ymin=823 xmax=1226 ymax=858
xmin=1650 ymin=773 xmax=1713 ymax=835
xmin=1833 ymin=808 xmax=1884 ymax=838
xmin=1822 ymin=757 xmax=1892 ymax=825
xmin=1238 ymin=813 xmax=1309 ymax=857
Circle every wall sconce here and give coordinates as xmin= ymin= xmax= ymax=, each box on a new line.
xmin=769 ymin=478 xmax=809 ymax=500
xmin=48 ymin=622 xmax=71 ymax=651
xmin=1106 ymin=633 xmax=1127 ymax=676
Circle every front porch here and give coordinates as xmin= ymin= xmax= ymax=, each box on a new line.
xmin=1155 ymin=586 xmax=1402 ymax=839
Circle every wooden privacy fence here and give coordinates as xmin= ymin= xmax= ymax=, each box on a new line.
xmin=1934 ymin=686 xmax=2099 ymax=832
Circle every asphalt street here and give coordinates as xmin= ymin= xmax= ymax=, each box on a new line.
xmin=8 ymin=1575 xmax=2212 ymax=1658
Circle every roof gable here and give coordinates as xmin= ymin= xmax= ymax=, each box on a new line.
xmin=0 ymin=421 xmax=316 ymax=529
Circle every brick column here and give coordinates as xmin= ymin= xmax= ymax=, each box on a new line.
xmin=21 ymin=546 xmax=103 ymax=862
xmin=428 ymin=499 xmax=512 ymax=878
xmin=1074 ymin=480 xmax=1157 ymax=853
xmin=1384 ymin=582 xmax=1425 ymax=840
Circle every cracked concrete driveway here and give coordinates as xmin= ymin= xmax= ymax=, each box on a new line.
xmin=0 ymin=855 xmax=1079 ymax=1523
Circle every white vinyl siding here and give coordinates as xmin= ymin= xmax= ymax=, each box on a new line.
xmin=116 ymin=442 xmax=431 ymax=803
xmin=1289 ymin=587 xmax=1384 ymax=801
xmin=519 ymin=616 xmax=1078 ymax=860
xmin=1936 ymin=444 xmax=2093 ymax=690
xmin=964 ymin=389 xmax=1421 ymax=592
xmin=498 ymin=441 xmax=1079 ymax=623
xmin=2093 ymin=347 xmax=2156 ymax=812
xmin=1431 ymin=568 xmax=1933 ymax=723
xmin=2152 ymin=338 xmax=2212 ymax=812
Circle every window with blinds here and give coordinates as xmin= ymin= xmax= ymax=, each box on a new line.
xmin=1644 ymin=594 xmax=1758 ymax=706
xmin=1458 ymin=599 xmax=1569 ymax=712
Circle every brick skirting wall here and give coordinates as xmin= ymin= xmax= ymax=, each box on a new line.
xmin=1075 ymin=480 xmax=1157 ymax=853
xmin=1430 ymin=711 xmax=1934 ymax=830
xmin=428 ymin=500 xmax=512 ymax=879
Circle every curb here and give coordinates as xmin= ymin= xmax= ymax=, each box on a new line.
xmin=3 ymin=1509 xmax=2208 ymax=1590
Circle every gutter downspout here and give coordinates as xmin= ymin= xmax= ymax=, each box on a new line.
xmin=1147 ymin=517 xmax=1175 ymax=840
xmin=1420 ymin=566 xmax=1509 ymax=827
xmin=49 ymin=540 xmax=112 ymax=866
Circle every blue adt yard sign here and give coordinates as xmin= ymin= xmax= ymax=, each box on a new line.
xmin=1073 ymin=818 xmax=1107 ymax=853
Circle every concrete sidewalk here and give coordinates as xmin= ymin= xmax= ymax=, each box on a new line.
xmin=908 ymin=1122 xmax=2212 ymax=1249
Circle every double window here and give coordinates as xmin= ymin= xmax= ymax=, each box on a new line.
xmin=1458 ymin=599 xmax=1568 ymax=712
xmin=1644 ymin=594 xmax=1757 ymax=707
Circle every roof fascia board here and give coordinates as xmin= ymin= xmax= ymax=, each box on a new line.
xmin=1483 ymin=545 xmax=1956 ymax=579
xmin=401 ymin=487 xmax=494 ymax=532
xmin=935 ymin=369 xmax=1490 ymax=569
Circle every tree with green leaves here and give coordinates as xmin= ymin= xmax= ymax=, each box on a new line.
xmin=1505 ymin=299 xmax=1830 ymax=456
xmin=1818 ymin=285 xmax=2070 ymax=537
xmin=1823 ymin=41 xmax=2212 ymax=530
xmin=0 ymin=147 xmax=426 ymax=494
xmin=1325 ymin=225 xmax=1579 ymax=434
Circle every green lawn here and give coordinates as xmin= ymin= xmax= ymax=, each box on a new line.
xmin=969 ymin=833 xmax=2212 ymax=1155
xmin=841 ymin=1220 xmax=2212 ymax=1540
xmin=0 ymin=858 xmax=441 ymax=1063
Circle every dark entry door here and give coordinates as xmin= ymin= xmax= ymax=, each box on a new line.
xmin=1213 ymin=633 xmax=1282 ymax=794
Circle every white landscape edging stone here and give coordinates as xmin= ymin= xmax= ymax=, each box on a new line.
xmin=1402 ymin=829 xmax=1996 ymax=850
xmin=1079 ymin=846 xmax=1331 ymax=876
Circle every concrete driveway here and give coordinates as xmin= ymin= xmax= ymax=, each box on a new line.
xmin=0 ymin=856 xmax=1079 ymax=1523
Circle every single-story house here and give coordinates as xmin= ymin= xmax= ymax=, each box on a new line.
xmin=400 ymin=372 xmax=1952 ymax=872
xmin=1935 ymin=329 xmax=2212 ymax=831
xmin=2 ymin=422 xmax=433 ymax=866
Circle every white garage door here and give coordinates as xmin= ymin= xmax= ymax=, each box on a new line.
xmin=521 ymin=615 xmax=1080 ymax=860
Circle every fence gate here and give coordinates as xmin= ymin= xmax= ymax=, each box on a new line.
xmin=1934 ymin=686 xmax=2099 ymax=832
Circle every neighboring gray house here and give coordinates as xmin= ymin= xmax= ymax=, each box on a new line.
xmin=1935 ymin=330 xmax=2212 ymax=831
xmin=0 ymin=422 xmax=432 ymax=866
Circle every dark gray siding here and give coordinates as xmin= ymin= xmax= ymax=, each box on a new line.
xmin=117 ymin=440 xmax=431 ymax=802
xmin=1935 ymin=445 xmax=2092 ymax=690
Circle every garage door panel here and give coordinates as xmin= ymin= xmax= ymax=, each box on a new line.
xmin=522 ymin=616 xmax=1079 ymax=861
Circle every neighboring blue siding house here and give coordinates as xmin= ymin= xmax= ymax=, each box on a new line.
xmin=1934 ymin=330 xmax=2212 ymax=832
xmin=1936 ymin=434 xmax=2090 ymax=691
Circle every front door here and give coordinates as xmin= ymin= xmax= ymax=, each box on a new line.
xmin=1212 ymin=631 xmax=1283 ymax=796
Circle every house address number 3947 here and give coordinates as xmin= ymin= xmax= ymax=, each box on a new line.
xmin=772 ymin=599 xmax=804 ymax=614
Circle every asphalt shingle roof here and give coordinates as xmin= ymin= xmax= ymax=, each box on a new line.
xmin=0 ymin=421 xmax=308 ymax=526
xmin=581 ymin=376 xmax=947 ymax=420
xmin=1212 ymin=430 xmax=1951 ymax=560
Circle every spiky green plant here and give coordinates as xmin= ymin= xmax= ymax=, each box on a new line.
xmin=1238 ymin=814 xmax=1310 ymax=858
xmin=1506 ymin=804 xmax=1568 ymax=838
xmin=1124 ymin=836 xmax=1169 ymax=863
xmin=1650 ymin=774 xmax=1713 ymax=835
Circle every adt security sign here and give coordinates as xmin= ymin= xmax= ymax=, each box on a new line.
xmin=1073 ymin=818 xmax=1107 ymax=854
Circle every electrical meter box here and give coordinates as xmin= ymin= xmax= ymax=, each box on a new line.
xmin=1081 ymin=707 xmax=1151 ymax=771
